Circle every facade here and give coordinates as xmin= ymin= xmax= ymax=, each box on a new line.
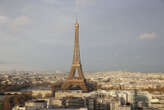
xmin=32 ymin=90 xmax=52 ymax=98
xmin=118 ymin=106 xmax=131 ymax=110
xmin=12 ymin=105 xmax=26 ymax=110
xmin=25 ymin=100 xmax=47 ymax=110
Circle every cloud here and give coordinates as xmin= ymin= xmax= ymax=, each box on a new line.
xmin=10 ymin=16 xmax=30 ymax=32
xmin=0 ymin=16 xmax=30 ymax=33
xmin=41 ymin=0 xmax=58 ymax=4
xmin=0 ymin=64 xmax=40 ymax=71
xmin=75 ymin=0 xmax=96 ymax=11
xmin=0 ymin=16 xmax=9 ymax=24
xmin=13 ymin=16 xmax=30 ymax=25
xmin=139 ymin=32 xmax=157 ymax=40
xmin=39 ymin=39 xmax=72 ymax=46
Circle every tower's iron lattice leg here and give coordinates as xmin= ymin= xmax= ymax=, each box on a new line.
xmin=61 ymin=19 xmax=88 ymax=92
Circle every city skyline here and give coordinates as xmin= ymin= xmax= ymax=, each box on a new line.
xmin=0 ymin=0 xmax=164 ymax=72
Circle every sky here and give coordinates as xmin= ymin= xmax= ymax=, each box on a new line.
xmin=0 ymin=0 xmax=164 ymax=72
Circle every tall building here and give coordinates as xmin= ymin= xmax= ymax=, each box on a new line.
xmin=61 ymin=19 xmax=88 ymax=92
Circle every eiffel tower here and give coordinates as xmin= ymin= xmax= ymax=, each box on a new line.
xmin=61 ymin=19 xmax=88 ymax=92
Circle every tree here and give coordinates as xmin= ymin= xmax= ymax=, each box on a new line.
xmin=2 ymin=97 xmax=11 ymax=110
xmin=13 ymin=96 xmax=20 ymax=106
xmin=36 ymin=93 xmax=42 ymax=98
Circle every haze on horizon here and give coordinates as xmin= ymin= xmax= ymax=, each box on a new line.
xmin=0 ymin=0 xmax=164 ymax=72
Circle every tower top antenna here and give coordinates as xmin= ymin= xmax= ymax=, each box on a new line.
xmin=75 ymin=16 xmax=78 ymax=24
